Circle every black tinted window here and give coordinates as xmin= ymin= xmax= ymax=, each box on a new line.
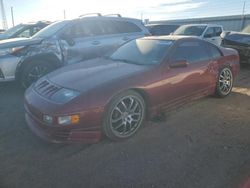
xmin=65 ymin=20 xmax=104 ymax=38
xmin=113 ymin=21 xmax=142 ymax=33
xmin=98 ymin=20 xmax=119 ymax=35
xmin=172 ymin=41 xmax=210 ymax=63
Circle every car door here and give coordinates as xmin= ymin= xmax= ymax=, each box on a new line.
xmin=59 ymin=20 xmax=105 ymax=64
xmin=203 ymin=27 xmax=222 ymax=46
xmin=94 ymin=20 xmax=147 ymax=56
xmin=92 ymin=20 xmax=131 ymax=56
xmin=161 ymin=40 xmax=214 ymax=106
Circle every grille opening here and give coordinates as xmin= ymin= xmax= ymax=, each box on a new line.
xmin=35 ymin=80 xmax=61 ymax=98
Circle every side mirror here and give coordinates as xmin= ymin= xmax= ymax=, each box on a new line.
xmin=169 ymin=59 xmax=188 ymax=68
xmin=60 ymin=33 xmax=75 ymax=46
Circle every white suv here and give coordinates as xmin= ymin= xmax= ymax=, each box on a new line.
xmin=173 ymin=24 xmax=224 ymax=46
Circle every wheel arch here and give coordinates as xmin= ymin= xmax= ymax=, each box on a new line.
xmin=104 ymin=87 xmax=151 ymax=120
xmin=15 ymin=53 xmax=62 ymax=80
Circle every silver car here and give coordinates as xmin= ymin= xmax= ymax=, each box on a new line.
xmin=0 ymin=14 xmax=150 ymax=87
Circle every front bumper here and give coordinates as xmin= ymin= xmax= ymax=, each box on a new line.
xmin=0 ymin=55 xmax=20 ymax=82
xmin=25 ymin=105 xmax=102 ymax=143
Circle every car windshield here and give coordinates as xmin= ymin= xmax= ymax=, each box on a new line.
xmin=110 ymin=39 xmax=173 ymax=65
xmin=32 ymin=20 xmax=69 ymax=38
xmin=242 ymin=25 xmax=250 ymax=33
xmin=3 ymin=24 xmax=27 ymax=37
xmin=173 ymin=25 xmax=207 ymax=36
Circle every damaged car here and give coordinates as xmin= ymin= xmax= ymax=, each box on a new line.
xmin=0 ymin=14 xmax=149 ymax=88
xmin=221 ymin=25 xmax=250 ymax=64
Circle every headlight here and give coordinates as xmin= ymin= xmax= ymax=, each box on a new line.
xmin=50 ymin=88 xmax=80 ymax=103
xmin=58 ymin=115 xmax=80 ymax=126
xmin=0 ymin=46 xmax=25 ymax=56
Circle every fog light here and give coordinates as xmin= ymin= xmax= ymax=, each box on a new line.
xmin=43 ymin=115 xmax=53 ymax=124
xmin=58 ymin=115 xmax=80 ymax=126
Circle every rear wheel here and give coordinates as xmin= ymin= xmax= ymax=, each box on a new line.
xmin=103 ymin=90 xmax=146 ymax=141
xmin=20 ymin=60 xmax=56 ymax=88
xmin=215 ymin=67 xmax=233 ymax=98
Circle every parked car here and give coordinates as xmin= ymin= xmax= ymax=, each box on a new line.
xmin=0 ymin=29 xmax=5 ymax=34
xmin=172 ymin=24 xmax=223 ymax=45
xmin=0 ymin=14 xmax=150 ymax=88
xmin=146 ymin=24 xmax=180 ymax=36
xmin=0 ymin=21 xmax=50 ymax=40
xmin=24 ymin=36 xmax=240 ymax=143
xmin=221 ymin=25 xmax=250 ymax=64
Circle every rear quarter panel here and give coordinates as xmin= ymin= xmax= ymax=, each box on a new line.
xmin=220 ymin=47 xmax=240 ymax=79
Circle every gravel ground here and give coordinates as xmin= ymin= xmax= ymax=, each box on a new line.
xmin=0 ymin=66 xmax=250 ymax=188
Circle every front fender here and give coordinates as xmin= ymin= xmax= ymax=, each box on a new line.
xmin=15 ymin=40 xmax=63 ymax=79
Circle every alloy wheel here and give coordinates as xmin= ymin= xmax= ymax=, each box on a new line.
xmin=110 ymin=95 xmax=143 ymax=137
xmin=219 ymin=68 xmax=233 ymax=96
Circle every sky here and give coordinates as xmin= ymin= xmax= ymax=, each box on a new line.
xmin=1 ymin=0 xmax=250 ymax=29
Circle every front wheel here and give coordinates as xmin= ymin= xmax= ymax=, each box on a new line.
xmin=103 ymin=90 xmax=146 ymax=141
xmin=20 ymin=60 xmax=56 ymax=88
xmin=215 ymin=67 xmax=233 ymax=98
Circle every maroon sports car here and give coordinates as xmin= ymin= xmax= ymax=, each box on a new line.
xmin=24 ymin=36 xmax=240 ymax=143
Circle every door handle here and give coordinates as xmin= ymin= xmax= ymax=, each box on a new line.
xmin=92 ymin=41 xmax=100 ymax=45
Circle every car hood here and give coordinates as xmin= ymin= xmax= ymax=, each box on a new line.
xmin=47 ymin=58 xmax=150 ymax=92
xmin=0 ymin=37 xmax=43 ymax=49
xmin=223 ymin=31 xmax=250 ymax=46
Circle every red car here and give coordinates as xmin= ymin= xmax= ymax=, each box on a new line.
xmin=24 ymin=36 xmax=240 ymax=143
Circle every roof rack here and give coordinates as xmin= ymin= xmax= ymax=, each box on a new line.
xmin=104 ymin=14 xmax=122 ymax=17
xmin=79 ymin=13 xmax=102 ymax=18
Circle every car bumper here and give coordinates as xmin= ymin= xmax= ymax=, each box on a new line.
xmin=0 ymin=55 xmax=20 ymax=82
xmin=25 ymin=105 xmax=102 ymax=143
xmin=24 ymin=86 xmax=103 ymax=143
xmin=25 ymin=113 xmax=102 ymax=143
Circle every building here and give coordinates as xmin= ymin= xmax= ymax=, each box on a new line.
xmin=149 ymin=14 xmax=250 ymax=31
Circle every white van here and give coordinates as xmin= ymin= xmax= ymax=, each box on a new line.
xmin=173 ymin=24 xmax=224 ymax=46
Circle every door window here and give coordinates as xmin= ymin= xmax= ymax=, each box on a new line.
xmin=112 ymin=21 xmax=142 ymax=33
xmin=204 ymin=27 xmax=215 ymax=38
xmin=214 ymin=27 xmax=222 ymax=36
xmin=64 ymin=20 xmax=104 ymax=38
xmin=16 ymin=28 xmax=31 ymax=38
xmin=171 ymin=41 xmax=210 ymax=63
xmin=97 ymin=20 xmax=120 ymax=35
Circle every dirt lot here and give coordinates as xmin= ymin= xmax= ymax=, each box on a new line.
xmin=0 ymin=66 xmax=250 ymax=188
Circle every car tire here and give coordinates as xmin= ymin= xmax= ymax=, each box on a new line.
xmin=20 ymin=60 xmax=56 ymax=88
xmin=103 ymin=90 xmax=146 ymax=141
xmin=215 ymin=67 xmax=234 ymax=98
